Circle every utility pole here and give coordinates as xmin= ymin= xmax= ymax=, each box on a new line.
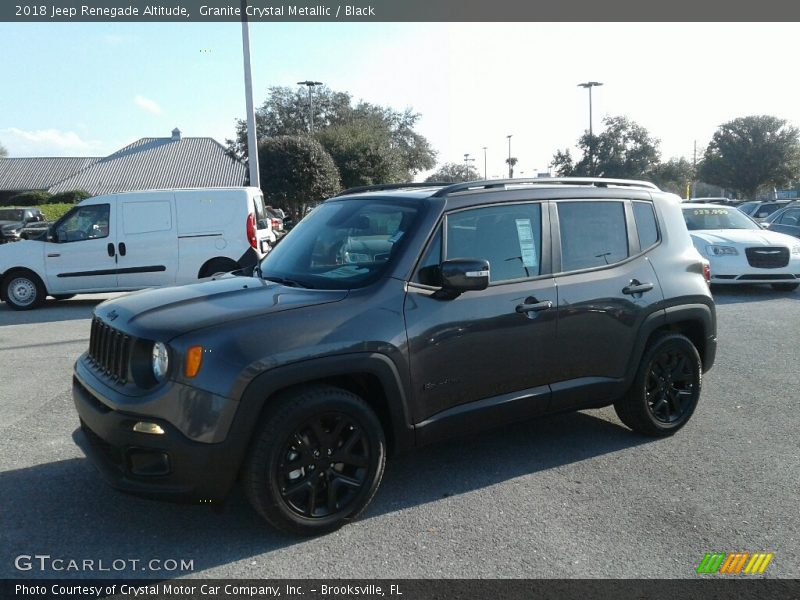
xmin=241 ymin=0 xmax=260 ymax=188
xmin=297 ymin=80 xmax=323 ymax=133
xmin=691 ymin=140 xmax=697 ymax=199
xmin=482 ymin=146 xmax=487 ymax=180
xmin=578 ymin=81 xmax=603 ymax=176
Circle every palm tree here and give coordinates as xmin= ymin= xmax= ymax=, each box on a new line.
xmin=505 ymin=157 xmax=518 ymax=178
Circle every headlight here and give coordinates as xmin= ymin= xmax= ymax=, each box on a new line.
xmin=705 ymin=245 xmax=738 ymax=256
xmin=151 ymin=342 xmax=169 ymax=381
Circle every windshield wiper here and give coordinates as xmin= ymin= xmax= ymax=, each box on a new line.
xmin=262 ymin=275 xmax=313 ymax=289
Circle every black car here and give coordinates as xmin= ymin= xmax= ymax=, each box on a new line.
xmin=761 ymin=201 xmax=800 ymax=239
xmin=72 ymin=178 xmax=717 ymax=535
xmin=0 ymin=207 xmax=45 ymax=243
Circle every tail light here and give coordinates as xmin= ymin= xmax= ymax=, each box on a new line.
xmin=246 ymin=213 xmax=257 ymax=249
xmin=271 ymin=218 xmax=282 ymax=230
xmin=703 ymin=262 xmax=711 ymax=286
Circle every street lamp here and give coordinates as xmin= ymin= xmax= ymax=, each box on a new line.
xmin=578 ymin=81 xmax=603 ymax=176
xmin=297 ymin=80 xmax=323 ymax=133
xmin=240 ymin=0 xmax=260 ymax=188
xmin=463 ymin=153 xmax=475 ymax=180
xmin=506 ymin=135 xmax=513 ymax=178
xmin=482 ymin=146 xmax=487 ymax=180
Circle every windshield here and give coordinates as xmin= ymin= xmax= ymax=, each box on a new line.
xmin=0 ymin=209 xmax=24 ymax=221
xmin=259 ymin=199 xmax=422 ymax=290
xmin=682 ymin=207 xmax=760 ymax=231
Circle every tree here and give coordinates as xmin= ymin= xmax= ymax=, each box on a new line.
xmin=227 ymin=86 xmax=436 ymax=182
xmin=0 ymin=141 xmax=7 ymax=158
xmin=698 ymin=115 xmax=800 ymax=199
xmin=257 ymin=136 xmax=340 ymax=220
xmin=316 ymin=121 xmax=403 ymax=189
xmin=505 ymin=157 xmax=518 ymax=178
xmin=649 ymin=157 xmax=695 ymax=197
xmin=424 ymin=162 xmax=481 ymax=183
xmin=551 ymin=116 xmax=661 ymax=179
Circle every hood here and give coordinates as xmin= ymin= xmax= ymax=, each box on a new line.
xmin=690 ymin=228 xmax=799 ymax=247
xmin=94 ymin=276 xmax=348 ymax=340
xmin=0 ymin=220 xmax=24 ymax=229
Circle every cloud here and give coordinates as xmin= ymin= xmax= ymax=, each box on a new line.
xmin=0 ymin=128 xmax=106 ymax=157
xmin=134 ymin=95 xmax=163 ymax=116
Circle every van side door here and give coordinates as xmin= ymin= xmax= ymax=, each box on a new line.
xmin=115 ymin=193 xmax=178 ymax=289
xmin=44 ymin=202 xmax=117 ymax=293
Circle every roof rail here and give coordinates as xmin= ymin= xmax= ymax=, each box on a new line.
xmin=335 ymin=182 xmax=449 ymax=197
xmin=430 ymin=177 xmax=660 ymax=197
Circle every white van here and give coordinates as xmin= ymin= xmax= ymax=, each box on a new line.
xmin=0 ymin=187 xmax=275 ymax=310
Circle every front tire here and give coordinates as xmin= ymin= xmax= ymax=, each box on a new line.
xmin=771 ymin=282 xmax=799 ymax=292
xmin=243 ymin=385 xmax=386 ymax=536
xmin=2 ymin=270 xmax=46 ymax=310
xmin=615 ymin=333 xmax=702 ymax=437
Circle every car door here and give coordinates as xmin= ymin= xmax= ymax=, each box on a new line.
xmin=115 ymin=194 xmax=178 ymax=289
xmin=44 ymin=202 xmax=117 ymax=293
xmin=767 ymin=207 xmax=800 ymax=239
xmin=550 ymin=199 xmax=664 ymax=409
xmin=404 ymin=201 xmax=557 ymax=424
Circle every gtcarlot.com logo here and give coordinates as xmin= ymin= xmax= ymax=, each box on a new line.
xmin=14 ymin=554 xmax=194 ymax=573
xmin=696 ymin=552 xmax=774 ymax=575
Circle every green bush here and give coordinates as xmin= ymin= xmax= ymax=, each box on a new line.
xmin=49 ymin=189 xmax=91 ymax=204
xmin=7 ymin=190 xmax=52 ymax=206
xmin=38 ymin=203 xmax=74 ymax=222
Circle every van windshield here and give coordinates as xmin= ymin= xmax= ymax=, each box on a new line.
xmin=258 ymin=199 xmax=421 ymax=290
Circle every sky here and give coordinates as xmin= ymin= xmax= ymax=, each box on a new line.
xmin=2 ymin=22 xmax=799 ymax=181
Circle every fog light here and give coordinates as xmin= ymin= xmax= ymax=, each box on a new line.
xmin=128 ymin=450 xmax=170 ymax=476
xmin=133 ymin=421 xmax=165 ymax=435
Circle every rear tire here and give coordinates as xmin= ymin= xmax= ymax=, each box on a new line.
xmin=2 ymin=270 xmax=46 ymax=310
xmin=198 ymin=258 xmax=239 ymax=278
xmin=243 ymin=385 xmax=386 ymax=536
xmin=615 ymin=333 xmax=702 ymax=437
xmin=771 ymin=282 xmax=799 ymax=292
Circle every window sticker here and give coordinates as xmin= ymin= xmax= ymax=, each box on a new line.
xmin=515 ymin=218 xmax=538 ymax=268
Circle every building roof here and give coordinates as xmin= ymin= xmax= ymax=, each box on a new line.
xmin=0 ymin=157 xmax=101 ymax=192
xmin=48 ymin=135 xmax=247 ymax=195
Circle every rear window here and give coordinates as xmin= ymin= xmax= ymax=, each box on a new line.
xmin=253 ymin=193 xmax=269 ymax=230
xmin=558 ymin=201 xmax=628 ymax=272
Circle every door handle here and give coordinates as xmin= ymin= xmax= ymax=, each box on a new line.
xmin=515 ymin=300 xmax=553 ymax=314
xmin=622 ymin=280 xmax=654 ymax=295
xmin=118 ymin=242 xmax=126 ymax=256
xmin=47 ymin=253 xmax=60 ymax=258
xmin=107 ymin=243 xmax=115 ymax=257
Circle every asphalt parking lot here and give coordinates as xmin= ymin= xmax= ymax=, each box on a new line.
xmin=1 ymin=286 xmax=798 ymax=579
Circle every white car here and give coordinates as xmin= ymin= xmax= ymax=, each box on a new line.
xmin=682 ymin=203 xmax=800 ymax=291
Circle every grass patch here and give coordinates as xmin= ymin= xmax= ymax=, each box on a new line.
xmin=38 ymin=203 xmax=74 ymax=221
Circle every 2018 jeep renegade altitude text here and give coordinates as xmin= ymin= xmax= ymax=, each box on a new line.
xmin=72 ymin=178 xmax=716 ymax=535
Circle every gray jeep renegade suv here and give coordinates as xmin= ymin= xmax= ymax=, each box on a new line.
xmin=72 ymin=178 xmax=716 ymax=535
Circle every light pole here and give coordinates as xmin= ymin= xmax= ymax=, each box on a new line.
xmin=506 ymin=135 xmax=513 ymax=178
xmin=240 ymin=0 xmax=260 ymax=188
xmin=463 ymin=153 xmax=475 ymax=180
xmin=482 ymin=146 xmax=487 ymax=180
xmin=578 ymin=81 xmax=603 ymax=176
xmin=297 ymin=80 xmax=323 ymax=133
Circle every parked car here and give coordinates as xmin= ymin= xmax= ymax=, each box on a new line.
xmin=682 ymin=203 xmax=800 ymax=290
xmin=685 ymin=197 xmax=738 ymax=206
xmin=72 ymin=178 xmax=716 ymax=535
xmin=265 ymin=206 xmax=284 ymax=233
xmin=737 ymin=200 xmax=793 ymax=222
xmin=19 ymin=219 xmax=53 ymax=240
xmin=0 ymin=187 xmax=275 ymax=309
xmin=761 ymin=201 xmax=800 ymax=239
xmin=0 ymin=207 xmax=45 ymax=243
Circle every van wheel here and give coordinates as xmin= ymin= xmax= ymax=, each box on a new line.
xmin=771 ymin=282 xmax=799 ymax=291
xmin=614 ymin=333 xmax=702 ymax=437
xmin=198 ymin=258 xmax=239 ymax=278
xmin=2 ymin=270 xmax=46 ymax=310
xmin=243 ymin=385 xmax=386 ymax=536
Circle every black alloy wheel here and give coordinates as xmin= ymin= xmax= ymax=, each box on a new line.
xmin=243 ymin=385 xmax=386 ymax=536
xmin=277 ymin=412 xmax=370 ymax=519
xmin=615 ymin=333 xmax=702 ymax=437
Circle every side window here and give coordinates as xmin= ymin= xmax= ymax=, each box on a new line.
xmin=558 ymin=201 xmax=628 ymax=272
xmin=632 ymin=201 xmax=659 ymax=249
xmin=779 ymin=208 xmax=800 ymax=226
xmin=446 ymin=203 xmax=542 ymax=283
xmin=55 ymin=204 xmax=110 ymax=243
xmin=413 ymin=227 xmax=442 ymax=286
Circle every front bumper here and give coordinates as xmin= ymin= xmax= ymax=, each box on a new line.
xmin=708 ymin=254 xmax=800 ymax=284
xmin=72 ymin=371 xmax=246 ymax=503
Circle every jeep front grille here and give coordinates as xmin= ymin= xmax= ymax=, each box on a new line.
xmin=745 ymin=247 xmax=789 ymax=269
xmin=88 ymin=318 xmax=131 ymax=383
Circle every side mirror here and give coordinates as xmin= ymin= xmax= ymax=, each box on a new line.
xmin=440 ymin=259 xmax=490 ymax=294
